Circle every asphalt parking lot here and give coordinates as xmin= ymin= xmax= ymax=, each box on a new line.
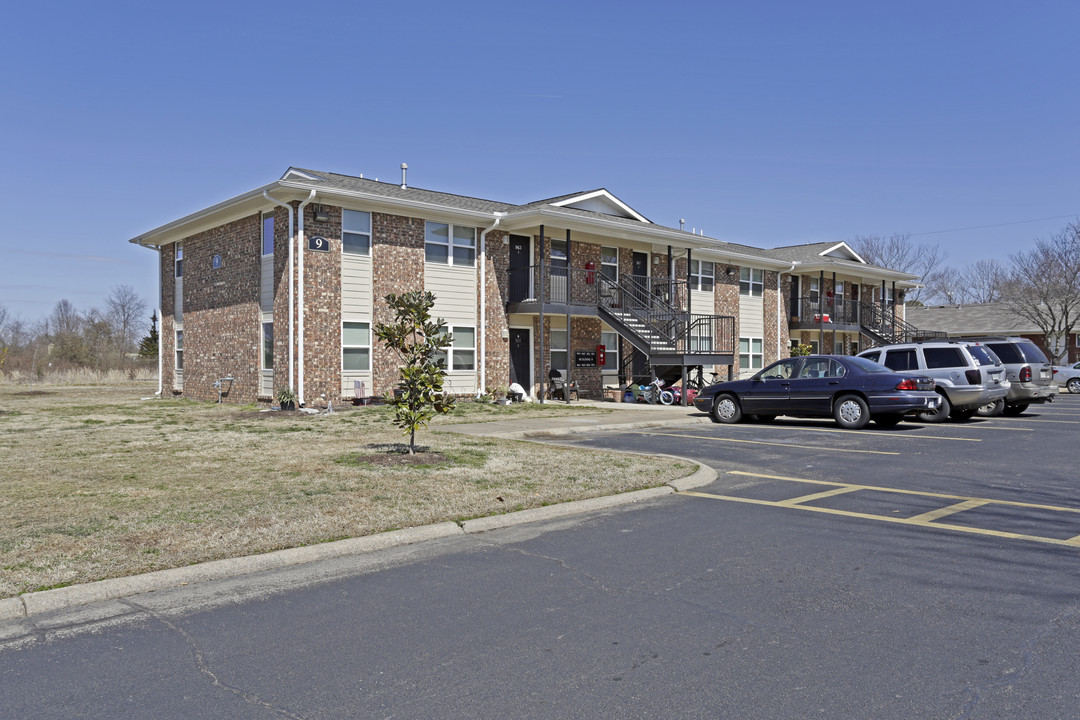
xmin=551 ymin=393 xmax=1080 ymax=550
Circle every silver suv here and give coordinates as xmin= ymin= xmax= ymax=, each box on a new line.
xmin=965 ymin=336 xmax=1056 ymax=415
xmin=857 ymin=340 xmax=1009 ymax=422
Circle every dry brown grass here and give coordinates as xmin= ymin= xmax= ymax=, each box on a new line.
xmin=0 ymin=384 xmax=693 ymax=598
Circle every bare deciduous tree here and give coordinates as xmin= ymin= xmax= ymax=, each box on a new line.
xmin=105 ymin=284 xmax=148 ymax=353
xmin=1000 ymin=223 xmax=1080 ymax=364
xmin=849 ymin=233 xmax=947 ymax=304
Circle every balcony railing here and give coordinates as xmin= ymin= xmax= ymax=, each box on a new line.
xmin=506 ymin=265 xmax=689 ymax=309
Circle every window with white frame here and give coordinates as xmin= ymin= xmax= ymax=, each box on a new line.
xmin=342 ymin=322 xmax=371 ymax=371
xmin=262 ymin=214 xmax=275 ymax=256
xmin=691 ymin=260 xmax=715 ymax=292
xmin=342 ymin=209 xmax=371 ymax=256
xmin=833 ymin=337 xmax=844 ymax=355
xmin=425 ymin=222 xmax=476 ymax=266
xmin=601 ymin=246 xmax=618 ymax=282
xmin=175 ymin=330 xmax=183 ymax=369
xmin=739 ymin=337 xmax=763 ymax=370
xmin=808 ymin=277 xmax=820 ymax=307
xmin=262 ymin=322 xmax=273 ymax=369
xmin=740 ymin=267 xmax=763 ymax=297
xmin=549 ymin=329 xmax=568 ymax=372
xmin=601 ymin=331 xmax=619 ymax=372
xmin=434 ymin=326 xmax=475 ymax=370
xmin=175 ymin=244 xmax=183 ymax=277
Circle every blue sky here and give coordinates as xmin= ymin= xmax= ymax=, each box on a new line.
xmin=2 ymin=1 xmax=1077 ymax=322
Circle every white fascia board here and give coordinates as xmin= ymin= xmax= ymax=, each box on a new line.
xmin=793 ymin=259 xmax=922 ymax=287
xmin=276 ymin=180 xmax=500 ymax=225
xmin=819 ymin=241 xmax=867 ymax=264
xmin=128 ymin=181 xmax=284 ymax=249
xmin=549 ymin=189 xmax=651 ymax=223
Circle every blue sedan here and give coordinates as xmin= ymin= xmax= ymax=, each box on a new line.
xmin=692 ymin=355 xmax=941 ymax=429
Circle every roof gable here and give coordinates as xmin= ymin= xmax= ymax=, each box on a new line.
xmin=547 ymin=189 xmax=651 ymax=223
xmin=819 ymin=242 xmax=865 ymax=263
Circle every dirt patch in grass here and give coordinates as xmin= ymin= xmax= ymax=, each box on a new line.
xmin=0 ymin=383 xmax=693 ymax=598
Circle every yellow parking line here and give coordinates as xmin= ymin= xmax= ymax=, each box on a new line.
xmin=1016 ymin=419 xmax=1080 ymax=424
xmin=646 ymin=431 xmax=899 ymax=455
xmin=678 ymin=471 xmax=1080 ymax=548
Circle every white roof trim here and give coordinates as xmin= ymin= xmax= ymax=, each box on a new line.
xmin=281 ymin=168 xmax=324 ymax=181
xmin=549 ymin=189 xmax=651 ymax=223
xmin=819 ymin=241 xmax=866 ymax=264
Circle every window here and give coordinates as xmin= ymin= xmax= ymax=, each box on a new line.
xmin=425 ymin=222 xmax=475 ymax=266
xmin=601 ymin=246 xmax=618 ymax=282
xmin=808 ymin=277 xmax=819 ymax=305
xmin=446 ymin=326 xmax=475 ymax=371
xmin=691 ymin=260 xmax=715 ymax=292
xmin=833 ymin=338 xmax=844 ymax=354
xmin=342 ymin=322 xmax=371 ymax=371
xmin=740 ymin=267 xmax=763 ymax=297
xmin=923 ymin=347 xmax=965 ymax=369
xmin=882 ymin=348 xmax=918 ymax=371
xmin=550 ymin=329 xmax=568 ymax=372
xmin=601 ymin=331 xmax=619 ymax=371
xmin=262 ymin=323 xmax=273 ymax=370
xmin=262 ymin=214 xmax=275 ymax=256
xmin=175 ymin=330 xmax=183 ymax=369
xmin=342 ymin=209 xmax=371 ymax=256
xmin=739 ymin=337 xmax=763 ymax=370
xmin=175 ymin=244 xmax=183 ymax=277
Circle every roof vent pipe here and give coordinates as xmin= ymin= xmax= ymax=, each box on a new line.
xmin=400 ymin=163 xmax=408 ymax=189
xmin=680 ymin=219 xmax=685 ymax=231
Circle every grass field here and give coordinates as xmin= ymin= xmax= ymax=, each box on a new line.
xmin=0 ymin=383 xmax=693 ymax=598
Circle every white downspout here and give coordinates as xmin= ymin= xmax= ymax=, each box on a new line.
xmin=478 ymin=213 xmax=505 ymax=396
xmin=157 ymin=248 xmax=163 ymax=396
xmin=779 ymin=262 xmax=798 ymax=360
xmin=263 ymin=191 xmax=296 ymax=393
xmin=296 ymin=189 xmax=317 ymax=406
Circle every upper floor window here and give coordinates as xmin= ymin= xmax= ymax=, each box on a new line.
xmin=262 ymin=214 xmax=275 ymax=256
xmin=691 ymin=260 xmax=715 ymax=292
xmin=740 ymin=267 xmax=763 ymax=297
xmin=175 ymin=244 xmax=183 ymax=277
xmin=342 ymin=209 xmax=371 ymax=256
xmin=425 ymin=222 xmax=475 ymax=266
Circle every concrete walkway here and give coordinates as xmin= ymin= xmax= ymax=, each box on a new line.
xmin=0 ymin=400 xmax=717 ymax=622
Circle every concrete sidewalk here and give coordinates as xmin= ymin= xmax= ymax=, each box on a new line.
xmin=0 ymin=400 xmax=716 ymax=622
xmin=445 ymin=399 xmax=713 ymax=439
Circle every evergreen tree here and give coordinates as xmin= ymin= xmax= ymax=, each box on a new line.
xmin=138 ymin=311 xmax=159 ymax=360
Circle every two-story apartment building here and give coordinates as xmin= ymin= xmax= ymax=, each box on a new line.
xmin=130 ymin=167 xmax=925 ymax=406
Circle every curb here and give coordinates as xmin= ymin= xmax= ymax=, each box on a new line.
xmin=481 ymin=415 xmax=712 ymax=440
xmin=1 ymin=461 xmax=717 ymax=621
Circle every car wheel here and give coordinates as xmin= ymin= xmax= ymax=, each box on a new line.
xmin=874 ymin=413 xmax=903 ymax=428
xmin=950 ymin=407 xmax=977 ymax=421
xmin=711 ymin=394 xmax=742 ymax=424
xmin=834 ymin=394 xmax=870 ymax=430
xmin=917 ymin=393 xmax=951 ymax=423
xmin=1002 ymin=403 xmax=1029 ymax=416
xmin=1067 ymin=378 xmax=1080 ymax=394
xmin=976 ymin=398 xmax=1004 ymax=417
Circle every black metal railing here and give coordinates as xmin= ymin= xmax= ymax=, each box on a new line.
xmin=790 ymin=296 xmax=860 ymax=325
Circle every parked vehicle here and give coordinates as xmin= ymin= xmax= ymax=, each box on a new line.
xmin=1052 ymin=362 xmax=1080 ymax=394
xmin=857 ymin=340 xmax=1009 ymax=422
xmin=692 ymin=354 xmax=940 ymax=430
xmin=963 ymin=336 xmax=1056 ymax=416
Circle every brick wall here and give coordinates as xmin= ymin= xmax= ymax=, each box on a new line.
xmin=160 ymin=247 xmax=175 ymax=392
xmin=300 ymin=205 xmax=343 ymax=406
xmin=177 ymin=215 xmax=263 ymax=403
xmin=482 ymin=229 xmax=510 ymax=394
xmin=372 ymin=213 xmax=425 ymax=396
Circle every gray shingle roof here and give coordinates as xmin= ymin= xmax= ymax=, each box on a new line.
xmin=905 ymin=303 xmax=1035 ymax=335
xmin=286 ymin=168 xmax=516 ymax=214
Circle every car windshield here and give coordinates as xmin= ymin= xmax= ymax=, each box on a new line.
xmin=845 ymin=356 xmax=892 ymax=374
xmin=967 ymin=345 xmax=999 ymax=366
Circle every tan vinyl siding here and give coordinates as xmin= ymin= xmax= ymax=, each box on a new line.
xmin=424 ymin=264 xmax=477 ymax=324
xmin=260 ymin=256 xmax=274 ymax=313
xmin=341 ymin=255 xmax=373 ymax=316
xmin=739 ymin=294 xmax=764 ymax=337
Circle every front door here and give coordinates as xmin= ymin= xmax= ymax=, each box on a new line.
xmin=789 ymin=275 xmax=801 ymax=318
xmin=631 ymin=252 xmax=649 ymax=307
xmin=509 ymin=328 xmax=531 ymax=391
xmin=508 ymin=235 xmax=531 ymax=302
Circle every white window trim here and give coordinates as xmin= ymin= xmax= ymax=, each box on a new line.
xmin=261 ymin=321 xmax=274 ymax=370
xmin=549 ymin=328 xmax=568 ymax=373
xmin=175 ymin=244 xmax=183 ymax=278
xmin=436 ymin=325 xmax=476 ymax=371
xmin=739 ymin=336 xmax=763 ymax=370
xmin=342 ymin=321 xmax=371 ymax=372
xmin=601 ymin=247 xmax=619 ymax=281
xmin=425 ymin=222 xmax=476 ymax=267
xmin=342 ymin=209 xmax=372 ymax=257
xmin=691 ymin=260 xmax=715 ymax=292
xmin=175 ymin=329 xmax=184 ymax=370
xmin=740 ymin=267 xmax=763 ymax=297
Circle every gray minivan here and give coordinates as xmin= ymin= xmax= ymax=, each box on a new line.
xmin=858 ymin=340 xmax=1009 ymax=422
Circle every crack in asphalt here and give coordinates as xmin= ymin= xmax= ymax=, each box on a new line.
xmin=473 ymin=537 xmax=614 ymax=593
xmin=951 ymin=603 xmax=1080 ymax=719
xmin=118 ymin=599 xmax=307 ymax=719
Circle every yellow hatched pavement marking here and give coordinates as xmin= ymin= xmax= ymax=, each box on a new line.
xmin=645 ymin=431 xmax=899 ymax=455
xmin=677 ymin=471 xmax=1080 ymax=548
